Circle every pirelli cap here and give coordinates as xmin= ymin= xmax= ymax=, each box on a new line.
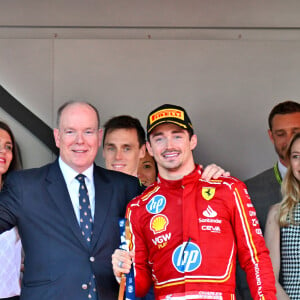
xmin=147 ymin=104 xmax=194 ymax=135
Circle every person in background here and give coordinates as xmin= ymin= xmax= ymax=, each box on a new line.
xmin=0 ymin=121 xmax=22 ymax=300
xmin=237 ymin=100 xmax=300 ymax=299
xmin=102 ymin=115 xmax=146 ymax=177
xmin=112 ymin=104 xmax=276 ymax=300
xmin=246 ymin=100 xmax=300 ymax=233
xmin=137 ymin=149 xmax=157 ymax=187
xmin=265 ymin=132 xmax=300 ymax=300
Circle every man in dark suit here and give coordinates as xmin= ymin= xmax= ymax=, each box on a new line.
xmin=236 ymin=100 xmax=300 ymax=299
xmin=0 ymin=101 xmax=143 ymax=300
xmin=246 ymin=100 xmax=300 ymax=234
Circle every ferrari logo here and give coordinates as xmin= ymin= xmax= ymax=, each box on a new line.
xmin=202 ymin=187 xmax=216 ymax=201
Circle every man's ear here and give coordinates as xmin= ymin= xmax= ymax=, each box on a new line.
xmin=98 ymin=128 xmax=103 ymax=147
xmin=268 ymin=129 xmax=275 ymax=145
xmin=53 ymin=128 xmax=60 ymax=148
xmin=146 ymin=141 xmax=153 ymax=157
xmin=190 ymin=134 xmax=197 ymax=151
xmin=139 ymin=144 xmax=146 ymax=159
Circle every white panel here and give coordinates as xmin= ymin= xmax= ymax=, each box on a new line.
xmin=53 ymin=39 xmax=300 ymax=179
xmin=1 ymin=0 xmax=300 ymax=28
xmin=0 ymin=39 xmax=54 ymax=168
xmin=0 ymin=39 xmax=54 ymax=125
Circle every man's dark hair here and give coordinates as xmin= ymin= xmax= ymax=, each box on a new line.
xmin=56 ymin=100 xmax=100 ymax=129
xmin=103 ymin=115 xmax=146 ymax=148
xmin=268 ymin=100 xmax=300 ymax=130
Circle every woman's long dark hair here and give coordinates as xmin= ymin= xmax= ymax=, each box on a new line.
xmin=0 ymin=121 xmax=22 ymax=182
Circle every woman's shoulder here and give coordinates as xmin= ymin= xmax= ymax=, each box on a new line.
xmin=266 ymin=203 xmax=280 ymax=225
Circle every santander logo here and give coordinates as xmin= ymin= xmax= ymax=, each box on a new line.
xmin=203 ymin=205 xmax=217 ymax=218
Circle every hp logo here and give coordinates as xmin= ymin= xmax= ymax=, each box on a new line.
xmin=172 ymin=241 xmax=201 ymax=273
xmin=146 ymin=195 xmax=166 ymax=214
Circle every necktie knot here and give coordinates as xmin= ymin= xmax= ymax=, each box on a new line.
xmin=76 ymin=174 xmax=85 ymax=183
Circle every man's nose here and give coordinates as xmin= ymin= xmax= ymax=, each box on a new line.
xmin=287 ymin=132 xmax=295 ymax=142
xmin=165 ymin=137 xmax=174 ymax=148
xmin=75 ymin=132 xmax=84 ymax=143
xmin=115 ymin=149 xmax=123 ymax=160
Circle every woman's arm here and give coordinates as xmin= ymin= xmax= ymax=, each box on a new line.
xmin=265 ymin=204 xmax=290 ymax=300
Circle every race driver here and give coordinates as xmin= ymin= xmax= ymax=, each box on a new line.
xmin=112 ymin=104 xmax=276 ymax=300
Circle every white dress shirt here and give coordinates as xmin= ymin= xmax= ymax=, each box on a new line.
xmin=278 ymin=160 xmax=287 ymax=181
xmin=58 ymin=157 xmax=96 ymax=224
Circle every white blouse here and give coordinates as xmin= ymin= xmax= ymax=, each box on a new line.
xmin=0 ymin=227 xmax=22 ymax=298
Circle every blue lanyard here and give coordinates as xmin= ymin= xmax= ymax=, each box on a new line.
xmin=119 ymin=219 xmax=135 ymax=300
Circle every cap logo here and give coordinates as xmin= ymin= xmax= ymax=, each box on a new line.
xmin=149 ymin=109 xmax=184 ymax=125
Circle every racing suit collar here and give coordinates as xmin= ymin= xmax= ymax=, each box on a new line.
xmin=157 ymin=164 xmax=202 ymax=189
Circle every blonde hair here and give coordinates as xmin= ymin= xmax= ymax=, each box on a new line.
xmin=279 ymin=132 xmax=300 ymax=226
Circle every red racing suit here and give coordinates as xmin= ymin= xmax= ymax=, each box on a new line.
xmin=126 ymin=165 xmax=276 ymax=300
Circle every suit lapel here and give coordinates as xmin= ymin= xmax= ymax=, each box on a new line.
xmin=46 ymin=161 xmax=90 ymax=250
xmin=91 ymin=168 xmax=113 ymax=250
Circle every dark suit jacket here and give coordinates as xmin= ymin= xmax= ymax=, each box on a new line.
xmin=0 ymin=160 xmax=143 ymax=300
xmin=245 ymin=167 xmax=281 ymax=233
xmin=236 ymin=167 xmax=281 ymax=300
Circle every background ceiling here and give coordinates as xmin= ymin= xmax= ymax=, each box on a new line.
xmin=1 ymin=0 xmax=300 ymax=28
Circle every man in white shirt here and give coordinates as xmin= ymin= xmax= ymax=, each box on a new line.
xmin=0 ymin=101 xmax=144 ymax=300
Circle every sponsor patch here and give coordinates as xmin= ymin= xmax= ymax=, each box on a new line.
xmin=202 ymin=187 xmax=216 ymax=201
xmin=150 ymin=214 xmax=169 ymax=234
xmin=203 ymin=205 xmax=217 ymax=218
xmin=149 ymin=108 xmax=184 ymax=125
xmin=252 ymin=218 xmax=259 ymax=227
xmin=199 ymin=218 xmax=222 ymax=224
xmin=152 ymin=233 xmax=172 ymax=249
xmin=256 ymin=228 xmax=263 ymax=236
xmin=161 ymin=291 xmax=223 ymax=300
xmin=201 ymin=225 xmax=221 ymax=233
xmin=146 ymin=195 xmax=166 ymax=214
xmin=172 ymin=241 xmax=201 ymax=273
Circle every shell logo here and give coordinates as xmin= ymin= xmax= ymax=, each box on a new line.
xmin=150 ymin=214 xmax=169 ymax=234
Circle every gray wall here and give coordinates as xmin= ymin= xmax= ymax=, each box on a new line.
xmin=1 ymin=1 xmax=300 ymax=180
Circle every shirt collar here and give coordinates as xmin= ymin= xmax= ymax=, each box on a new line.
xmin=58 ymin=157 xmax=94 ymax=185
xmin=157 ymin=164 xmax=201 ymax=188
xmin=278 ymin=160 xmax=287 ymax=179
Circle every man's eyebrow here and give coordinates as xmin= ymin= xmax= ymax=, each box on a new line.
xmin=151 ymin=132 xmax=163 ymax=137
xmin=62 ymin=127 xmax=74 ymax=130
xmin=273 ymin=129 xmax=286 ymax=133
xmin=104 ymin=142 xmax=116 ymax=147
xmin=171 ymin=129 xmax=184 ymax=134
